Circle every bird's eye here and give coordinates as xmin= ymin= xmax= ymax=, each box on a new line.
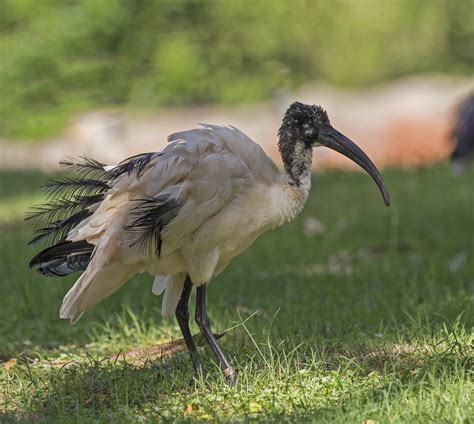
xmin=303 ymin=124 xmax=317 ymax=139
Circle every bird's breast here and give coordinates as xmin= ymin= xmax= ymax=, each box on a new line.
xmin=183 ymin=181 xmax=308 ymax=279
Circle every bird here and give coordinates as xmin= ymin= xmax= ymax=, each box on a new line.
xmin=27 ymin=102 xmax=390 ymax=382
xmin=451 ymin=93 xmax=474 ymax=174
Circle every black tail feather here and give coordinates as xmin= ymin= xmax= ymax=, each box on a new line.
xmin=29 ymin=239 xmax=94 ymax=277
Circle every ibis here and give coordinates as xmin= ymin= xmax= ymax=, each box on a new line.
xmin=28 ymin=102 xmax=390 ymax=382
xmin=451 ymin=93 xmax=474 ymax=174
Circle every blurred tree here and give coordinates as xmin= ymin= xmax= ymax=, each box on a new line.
xmin=0 ymin=0 xmax=472 ymax=139
xmin=446 ymin=0 xmax=474 ymax=64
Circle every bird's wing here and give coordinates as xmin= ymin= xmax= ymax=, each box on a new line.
xmin=67 ymin=125 xmax=267 ymax=259
xmin=168 ymin=124 xmax=279 ymax=184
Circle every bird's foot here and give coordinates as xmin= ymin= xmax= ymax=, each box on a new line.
xmin=223 ymin=366 xmax=238 ymax=386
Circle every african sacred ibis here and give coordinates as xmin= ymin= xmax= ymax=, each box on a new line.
xmin=28 ymin=102 xmax=390 ymax=382
xmin=451 ymin=93 xmax=474 ymax=174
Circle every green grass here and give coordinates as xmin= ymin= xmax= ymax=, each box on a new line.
xmin=0 ymin=165 xmax=472 ymax=422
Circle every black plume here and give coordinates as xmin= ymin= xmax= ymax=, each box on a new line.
xmin=59 ymin=157 xmax=109 ymax=179
xmin=28 ymin=209 xmax=93 ymax=246
xmin=26 ymin=194 xmax=104 ymax=234
xmin=42 ymin=177 xmax=110 ymax=199
xmin=125 ymin=196 xmax=179 ymax=256
xmin=109 ymin=152 xmax=160 ymax=178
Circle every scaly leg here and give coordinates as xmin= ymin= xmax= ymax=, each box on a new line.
xmin=175 ymin=277 xmax=205 ymax=377
xmin=195 ymin=284 xmax=237 ymax=384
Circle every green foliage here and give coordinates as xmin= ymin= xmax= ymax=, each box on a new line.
xmin=0 ymin=165 xmax=473 ymax=421
xmin=0 ymin=0 xmax=473 ymax=138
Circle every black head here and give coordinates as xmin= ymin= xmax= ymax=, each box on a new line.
xmin=279 ymin=102 xmax=330 ymax=146
xmin=279 ymin=101 xmax=391 ymax=207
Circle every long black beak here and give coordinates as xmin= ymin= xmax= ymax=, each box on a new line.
xmin=319 ymin=125 xmax=390 ymax=206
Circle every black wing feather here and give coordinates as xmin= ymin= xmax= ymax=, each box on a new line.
xmin=125 ymin=195 xmax=179 ymax=256
xmin=109 ymin=152 xmax=160 ymax=178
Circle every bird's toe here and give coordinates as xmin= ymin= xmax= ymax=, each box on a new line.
xmin=224 ymin=366 xmax=238 ymax=386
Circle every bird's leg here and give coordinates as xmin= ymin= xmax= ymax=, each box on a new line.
xmin=175 ymin=277 xmax=205 ymax=378
xmin=195 ymin=284 xmax=237 ymax=384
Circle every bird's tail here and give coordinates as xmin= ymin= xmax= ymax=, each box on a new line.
xmin=29 ymin=239 xmax=94 ymax=277
xmin=60 ymin=257 xmax=139 ymax=324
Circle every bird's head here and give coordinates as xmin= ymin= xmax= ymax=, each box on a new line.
xmin=279 ymin=101 xmax=390 ymax=206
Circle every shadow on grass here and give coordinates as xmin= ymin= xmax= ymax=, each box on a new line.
xmin=7 ymin=334 xmax=471 ymax=422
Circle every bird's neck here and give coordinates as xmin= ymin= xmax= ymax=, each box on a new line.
xmin=276 ymin=134 xmax=312 ymax=224
xmin=278 ymin=133 xmax=313 ymax=192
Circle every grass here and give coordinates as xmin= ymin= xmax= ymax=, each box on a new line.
xmin=0 ymin=164 xmax=472 ymax=422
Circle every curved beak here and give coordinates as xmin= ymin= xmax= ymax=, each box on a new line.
xmin=318 ymin=125 xmax=390 ymax=206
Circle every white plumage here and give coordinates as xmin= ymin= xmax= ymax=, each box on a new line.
xmin=59 ymin=125 xmax=309 ymax=322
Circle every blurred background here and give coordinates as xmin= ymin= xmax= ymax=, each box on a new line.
xmin=0 ymin=0 xmax=473 ymax=169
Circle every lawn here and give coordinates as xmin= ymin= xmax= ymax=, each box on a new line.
xmin=0 ymin=165 xmax=472 ymax=423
